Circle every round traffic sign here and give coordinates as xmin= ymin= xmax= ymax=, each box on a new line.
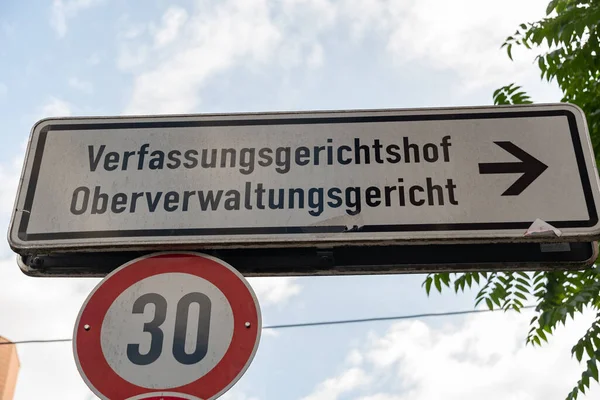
xmin=73 ymin=252 xmax=261 ymax=400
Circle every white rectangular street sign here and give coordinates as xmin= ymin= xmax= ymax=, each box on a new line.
xmin=8 ymin=103 xmax=600 ymax=254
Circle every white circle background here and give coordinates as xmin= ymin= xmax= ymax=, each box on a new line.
xmin=100 ymin=273 xmax=234 ymax=389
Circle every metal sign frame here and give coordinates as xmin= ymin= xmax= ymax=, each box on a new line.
xmin=17 ymin=242 xmax=599 ymax=277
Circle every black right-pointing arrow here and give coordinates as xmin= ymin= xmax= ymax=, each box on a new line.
xmin=478 ymin=141 xmax=548 ymax=196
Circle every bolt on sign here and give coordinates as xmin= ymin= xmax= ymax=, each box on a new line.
xmin=7 ymin=104 xmax=600 ymax=274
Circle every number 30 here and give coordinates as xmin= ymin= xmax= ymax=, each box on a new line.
xmin=126 ymin=292 xmax=212 ymax=365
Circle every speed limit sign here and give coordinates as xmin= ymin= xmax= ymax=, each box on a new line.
xmin=73 ymin=252 xmax=262 ymax=400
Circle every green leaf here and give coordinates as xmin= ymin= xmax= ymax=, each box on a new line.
xmin=475 ymin=297 xmax=485 ymax=308
xmin=586 ymin=341 xmax=596 ymax=359
xmin=513 ymin=299 xmax=524 ymax=309
xmin=485 ymin=298 xmax=494 ymax=310
xmin=424 ymin=277 xmax=433 ymax=295
xmin=547 ymin=0 xmax=558 ymax=15
xmin=540 ymin=311 xmax=553 ymax=326
xmin=506 ymin=84 xmax=520 ymax=95
xmin=582 ymin=371 xmax=590 ymax=389
xmin=515 ymin=291 xmax=528 ymax=301
xmin=492 ymin=295 xmax=502 ymax=308
xmin=575 ymin=344 xmax=585 ymax=362
xmin=440 ymin=273 xmax=451 ymax=286
xmin=515 ymin=277 xmax=530 ymax=286
xmin=516 ymin=271 xmax=529 ymax=279
xmin=589 ymin=359 xmax=599 ymax=382
xmin=534 ymin=273 xmax=545 ymax=284
xmin=434 ymin=276 xmax=442 ymax=293
xmin=515 ymin=284 xmax=530 ymax=294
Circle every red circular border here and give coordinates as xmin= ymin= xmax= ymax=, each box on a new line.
xmin=73 ymin=253 xmax=260 ymax=400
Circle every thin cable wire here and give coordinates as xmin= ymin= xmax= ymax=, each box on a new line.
xmin=262 ymin=305 xmax=536 ymax=329
xmin=0 ymin=305 xmax=535 ymax=345
xmin=0 ymin=338 xmax=73 ymax=345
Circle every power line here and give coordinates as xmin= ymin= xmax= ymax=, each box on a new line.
xmin=0 ymin=338 xmax=72 ymax=345
xmin=0 ymin=305 xmax=535 ymax=346
xmin=262 ymin=305 xmax=535 ymax=329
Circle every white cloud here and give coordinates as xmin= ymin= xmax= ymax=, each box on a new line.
xmin=121 ymin=24 xmax=146 ymax=40
xmin=261 ymin=328 xmax=281 ymax=338
xmin=153 ymin=7 xmax=188 ymax=48
xmin=359 ymin=395 xmax=403 ymax=400
xmin=220 ymin=392 xmax=260 ymax=400
xmin=40 ymin=97 xmax=73 ymax=118
xmin=86 ymin=52 xmax=101 ymax=65
xmin=115 ymin=15 xmax=150 ymax=70
xmin=307 ymin=43 xmax=324 ymax=69
xmin=119 ymin=0 xmax=339 ymax=114
xmin=341 ymin=0 xmax=551 ymax=92
xmin=273 ymin=0 xmax=337 ymax=71
xmin=281 ymin=0 xmax=338 ymax=31
xmin=248 ymin=277 xmax=302 ymax=306
xmin=119 ymin=0 xmax=555 ymax=115
xmin=123 ymin=0 xmax=282 ymax=115
xmin=346 ymin=349 xmax=364 ymax=366
xmin=68 ymin=77 xmax=94 ymax=94
xmin=338 ymin=0 xmax=386 ymax=41
xmin=50 ymin=0 xmax=104 ymax=38
xmin=117 ymin=44 xmax=149 ymax=70
xmin=0 ymin=256 xmax=100 ymax=399
xmin=304 ymin=309 xmax=600 ymax=400
xmin=301 ymin=367 xmax=371 ymax=400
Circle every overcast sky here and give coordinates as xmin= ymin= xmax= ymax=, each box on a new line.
xmin=1 ymin=1 xmax=599 ymax=399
